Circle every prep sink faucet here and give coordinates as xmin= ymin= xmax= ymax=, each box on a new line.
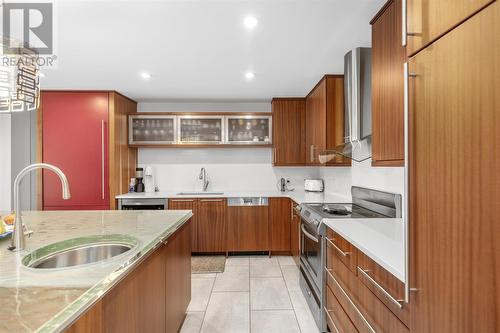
xmin=199 ymin=167 xmax=209 ymax=192
xmin=10 ymin=163 xmax=71 ymax=252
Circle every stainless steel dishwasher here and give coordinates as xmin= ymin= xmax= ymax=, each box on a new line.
xmin=118 ymin=198 xmax=167 ymax=210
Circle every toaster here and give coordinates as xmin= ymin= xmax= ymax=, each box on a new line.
xmin=304 ymin=179 xmax=324 ymax=192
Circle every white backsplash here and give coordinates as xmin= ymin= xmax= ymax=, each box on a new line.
xmin=138 ymin=148 xmax=319 ymax=193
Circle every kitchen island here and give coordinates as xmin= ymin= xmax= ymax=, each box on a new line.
xmin=0 ymin=210 xmax=192 ymax=333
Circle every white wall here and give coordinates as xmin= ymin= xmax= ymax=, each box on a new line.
xmin=138 ymin=101 xmax=317 ymax=193
xmin=0 ymin=114 xmax=11 ymax=211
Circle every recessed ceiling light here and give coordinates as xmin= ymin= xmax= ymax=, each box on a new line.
xmin=244 ymin=16 xmax=258 ymax=29
xmin=245 ymin=71 xmax=255 ymax=80
xmin=140 ymin=72 xmax=151 ymax=79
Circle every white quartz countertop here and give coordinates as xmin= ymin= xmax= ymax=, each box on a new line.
xmin=322 ymin=217 xmax=405 ymax=282
xmin=116 ymin=189 xmax=351 ymax=205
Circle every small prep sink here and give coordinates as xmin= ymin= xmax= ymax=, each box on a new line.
xmin=177 ymin=192 xmax=224 ymax=195
xmin=22 ymin=234 xmax=139 ymax=269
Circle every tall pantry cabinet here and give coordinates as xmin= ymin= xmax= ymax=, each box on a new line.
xmin=39 ymin=91 xmax=137 ymax=210
xmin=408 ymin=1 xmax=499 ymax=332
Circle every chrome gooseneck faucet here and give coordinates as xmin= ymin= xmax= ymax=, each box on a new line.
xmin=10 ymin=163 xmax=71 ymax=251
xmin=199 ymin=167 xmax=209 ymax=192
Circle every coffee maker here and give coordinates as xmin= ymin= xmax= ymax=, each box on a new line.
xmin=135 ymin=167 xmax=145 ymax=193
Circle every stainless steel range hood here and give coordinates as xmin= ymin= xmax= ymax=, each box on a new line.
xmin=319 ymin=47 xmax=372 ymax=164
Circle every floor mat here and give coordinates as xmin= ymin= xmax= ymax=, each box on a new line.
xmin=191 ymin=255 xmax=226 ymax=274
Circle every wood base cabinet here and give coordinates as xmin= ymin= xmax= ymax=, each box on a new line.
xmin=169 ymin=199 xmax=199 ymax=252
xmin=409 ymin=2 xmax=500 ymax=332
xmin=290 ymin=201 xmax=300 ymax=265
xmin=65 ymin=219 xmax=192 ymax=333
xmin=269 ymin=198 xmax=291 ymax=253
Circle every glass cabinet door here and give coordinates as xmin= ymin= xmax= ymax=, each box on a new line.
xmin=226 ymin=116 xmax=272 ymax=144
xmin=129 ymin=115 xmax=176 ymax=144
xmin=178 ymin=116 xmax=224 ymax=144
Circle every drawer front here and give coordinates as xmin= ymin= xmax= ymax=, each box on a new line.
xmin=357 ymin=251 xmax=410 ymax=326
xmin=325 ymin=284 xmax=358 ymax=333
xmin=325 ymin=253 xmax=409 ymax=333
xmin=325 ymin=228 xmax=357 ymax=273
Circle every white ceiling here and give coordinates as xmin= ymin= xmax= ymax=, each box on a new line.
xmin=42 ymin=0 xmax=385 ymax=101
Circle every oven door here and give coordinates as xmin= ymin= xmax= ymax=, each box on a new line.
xmin=300 ymin=219 xmax=322 ymax=290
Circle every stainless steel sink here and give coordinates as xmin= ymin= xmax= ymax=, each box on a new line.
xmin=23 ymin=234 xmax=139 ymax=269
xmin=177 ymin=192 xmax=224 ymax=195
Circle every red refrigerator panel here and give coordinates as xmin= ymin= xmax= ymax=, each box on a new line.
xmin=42 ymin=92 xmax=109 ymax=210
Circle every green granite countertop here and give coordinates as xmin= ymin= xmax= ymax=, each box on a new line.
xmin=0 ymin=210 xmax=192 ymax=333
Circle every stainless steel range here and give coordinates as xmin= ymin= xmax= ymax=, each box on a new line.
xmin=298 ymin=186 xmax=402 ymax=332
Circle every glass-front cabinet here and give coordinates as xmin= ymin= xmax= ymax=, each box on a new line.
xmin=128 ymin=114 xmax=271 ymax=146
xmin=129 ymin=115 xmax=176 ymax=145
xmin=178 ymin=116 xmax=224 ymax=144
xmin=226 ymin=115 xmax=272 ymax=144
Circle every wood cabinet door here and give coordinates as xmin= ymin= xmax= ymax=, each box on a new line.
xmin=227 ymin=206 xmax=269 ymax=251
xmin=169 ymin=199 xmax=198 ymax=252
xmin=197 ymin=199 xmax=227 ymax=253
xmin=103 ymin=244 xmax=166 ymax=333
xmin=406 ymin=0 xmax=494 ymax=56
xmin=271 ymin=98 xmax=306 ymax=166
xmin=42 ymin=92 xmax=109 ymax=210
xmin=305 ymin=80 xmax=327 ymax=165
xmin=269 ymin=198 xmax=291 ymax=252
xmin=371 ymin=0 xmax=405 ymax=166
xmin=409 ymin=3 xmax=500 ymax=332
xmin=290 ymin=204 xmax=300 ymax=265
xmin=325 ymin=76 xmax=350 ymax=166
xmin=165 ymin=220 xmax=192 ymax=333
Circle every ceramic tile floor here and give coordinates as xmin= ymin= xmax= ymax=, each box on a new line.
xmin=181 ymin=256 xmax=321 ymax=333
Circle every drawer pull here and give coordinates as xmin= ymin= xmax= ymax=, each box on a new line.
xmin=171 ymin=199 xmax=195 ymax=202
xmin=325 ymin=237 xmax=351 ymax=257
xmin=323 ymin=306 xmax=340 ymax=333
xmin=325 ymin=267 xmax=376 ymax=333
xmin=199 ymin=199 xmax=224 ymax=202
xmin=357 ymin=266 xmax=404 ymax=309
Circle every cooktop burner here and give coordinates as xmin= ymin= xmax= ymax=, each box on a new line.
xmin=304 ymin=203 xmax=388 ymax=219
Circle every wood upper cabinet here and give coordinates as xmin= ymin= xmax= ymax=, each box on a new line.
xmin=409 ymin=3 xmax=499 ymax=332
xmin=305 ymin=75 xmax=349 ymax=166
xmin=371 ymin=0 xmax=406 ymax=167
xmin=227 ymin=204 xmax=269 ymax=251
xmin=406 ymin=0 xmax=494 ymax=56
xmin=169 ymin=199 xmax=198 ymax=252
xmin=269 ymin=197 xmax=291 ymax=252
xmin=271 ymin=98 xmax=306 ymax=166
xmin=197 ymin=199 xmax=227 ymax=253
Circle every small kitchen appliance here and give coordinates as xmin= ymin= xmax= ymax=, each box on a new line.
xmin=298 ymin=186 xmax=402 ymax=331
xmin=304 ymin=179 xmax=324 ymax=192
xmin=144 ymin=166 xmax=155 ymax=193
xmin=134 ymin=167 xmax=145 ymax=193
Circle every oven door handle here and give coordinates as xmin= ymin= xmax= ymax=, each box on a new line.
xmin=301 ymin=224 xmax=319 ymax=243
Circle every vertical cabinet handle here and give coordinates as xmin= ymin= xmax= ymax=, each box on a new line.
xmin=310 ymin=145 xmax=315 ymax=163
xmin=403 ymin=62 xmax=417 ymax=304
xmin=273 ymin=148 xmax=277 ymax=164
xmin=101 ymin=120 xmax=105 ymax=200
xmin=402 ymin=0 xmax=407 ymax=46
